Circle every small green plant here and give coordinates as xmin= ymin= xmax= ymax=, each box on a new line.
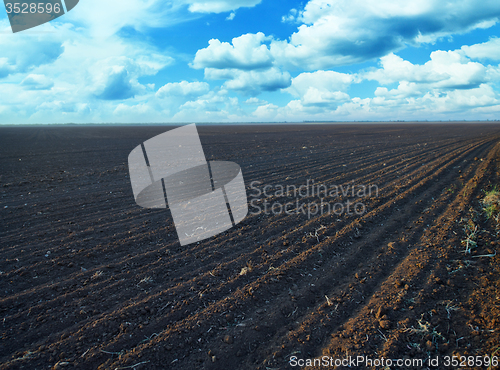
xmin=482 ymin=186 xmax=500 ymax=217
xmin=485 ymin=204 xmax=498 ymax=219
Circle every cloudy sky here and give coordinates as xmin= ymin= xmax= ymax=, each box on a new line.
xmin=1 ymin=0 xmax=500 ymax=123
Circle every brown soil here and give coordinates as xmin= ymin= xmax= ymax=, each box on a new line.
xmin=1 ymin=123 xmax=500 ymax=370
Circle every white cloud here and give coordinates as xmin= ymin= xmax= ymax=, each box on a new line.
xmin=61 ymin=0 xmax=202 ymax=39
xmin=284 ymin=70 xmax=354 ymax=107
xmin=37 ymin=100 xmax=84 ymax=113
xmin=191 ymin=0 xmax=500 ymax=76
xmin=192 ymin=33 xmax=291 ymax=94
xmin=276 ymin=98 xmax=340 ymax=121
xmin=92 ymin=66 xmax=137 ymax=100
xmin=156 ymin=81 xmax=210 ymax=98
xmin=0 ymin=32 xmax=63 ymax=78
xmin=281 ymin=8 xmax=298 ymax=23
xmin=226 ymin=12 xmax=236 ymax=20
xmin=185 ymin=0 xmax=262 ymax=13
xmin=166 ymin=89 xmax=251 ymax=122
xmin=462 ymin=37 xmax=500 ymax=61
xmin=20 ymin=74 xmax=54 ymax=90
xmin=192 ymin=32 xmax=273 ymax=70
xmin=277 ymin=84 xmax=500 ymax=122
xmin=172 ymin=90 xmax=234 ymax=121
xmin=245 ymin=97 xmax=267 ymax=105
xmin=444 ymin=84 xmax=498 ymax=108
xmin=270 ymin=0 xmax=500 ymax=70
xmin=364 ymin=51 xmax=488 ymax=90
xmin=113 ymin=102 xmax=169 ymax=122
xmin=287 ymin=70 xmax=354 ymax=96
xmin=179 ymin=89 xmax=228 ymax=111
xmin=62 ymin=0 xmax=262 ymax=38
xmin=88 ymin=55 xmax=168 ymax=100
xmin=274 ymin=45 xmax=500 ymax=121
xmin=375 ymin=81 xmax=423 ymax=99
xmin=219 ymin=68 xmax=291 ymax=94
xmin=0 ymin=16 xmax=172 ymax=123
xmin=301 ymin=89 xmax=351 ymax=106
xmin=371 ymin=84 xmax=499 ymax=117
xmin=2 ymin=0 xmax=500 ymax=123
xmin=253 ymin=103 xmax=279 ymax=119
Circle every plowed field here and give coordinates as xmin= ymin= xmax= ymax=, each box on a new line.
xmin=1 ymin=123 xmax=500 ymax=370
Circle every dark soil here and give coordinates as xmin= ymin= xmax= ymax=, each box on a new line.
xmin=1 ymin=123 xmax=500 ymax=370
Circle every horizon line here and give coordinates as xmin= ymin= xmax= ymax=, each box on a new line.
xmin=1 ymin=120 xmax=500 ymax=127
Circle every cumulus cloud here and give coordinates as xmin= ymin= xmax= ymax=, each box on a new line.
xmin=37 ymin=101 xmax=83 ymax=113
xmin=287 ymin=71 xmax=354 ymax=96
xmin=0 ymin=59 xmax=13 ymax=79
xmin=374 ymin=49 xmax=499 ymax=116
xmin=62 ymin=0 xmax=262 ymax=38
xmin=284 ymin=70 xmax=354 ymax=107
xmin=271 ymin=0 xmax=500 ymax=69
xmin=0 ymin=17 xmax=172 ymax=122
xmin=462 ymin=37 xmax=500 ymax=61
xmin=192 ymin=0 xmax=500 ymax=76
xmin=245 ymin=97 xmax=267 ymax=105
xmin=64 ymin=0 xmax=189 ymax=38
xmin=275 ymin=43 xmax=500 ymax=121
xmin=20 ymin=74 xmax=54 ymax=90
xmin=444 ymin=84 xmax=498 ymax=109
xmin=0 ymin=0 xmax=180 ymax=117
xmin=282 ymin=8 xmax=298 ymax=23
xmin=276 ymin=98 xmax=340 ymax=120
xmin=2 ymin=0 xmax=500 ymax=123
xmin=193 ymin=33 xmax=291 ymax=94
xmin=364 ymin=51 xmax=488 ymax=90
xmin=301 ymin=89 xmax=351 ymax=107
xmin=192 ymin=33 xmax=273 ymax=70
xmin=219 ymin=68 xmax=291 ymax=94
xmin=94 ymin=67 xmax=137 ymax=100
xmin=169 ymin=89 xmax=243 ymax=122
xmin=88 ymin=55 xmax=166 ymax=101
xmin=371 ymin=84 xmax=499 ymax=118
xmin=278 ymin=85 xmax=500 ymax=122
xmin=179 ymin=89 xmax=227 ymax=110
xmin=156 ymin=81 xmax=210 ymax=98
xmin=0 ymin=35 xmax=63 ymax=78
xmin=0 ymin=4 xmax=176 ymax=123
xmin=374 ymin=81 xmax=423 ymax=99
xmin=113 ymin=102 xmax=169 ymax=122
xmin=185 ymin=0 xmax=262 ymax=13
xmin=253 ymin=103 xmax=278 ymax=119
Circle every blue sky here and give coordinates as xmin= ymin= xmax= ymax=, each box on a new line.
xmin=1 ymin=0 xmax=500 ymax=123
